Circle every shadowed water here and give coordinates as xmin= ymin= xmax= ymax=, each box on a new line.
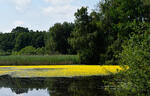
xmin=0 ymin=76 xmax=110 ymax=96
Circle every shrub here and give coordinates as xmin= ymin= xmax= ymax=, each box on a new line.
xmin=107 ymin=34 xmax=150 ymax=96
xmin=36 ymin=47 xmax=45 ymax=55
xmin=0 ymin=50 xmax=10 ymax=56
xmin=18 ymin=46 xmax=36 ymax=55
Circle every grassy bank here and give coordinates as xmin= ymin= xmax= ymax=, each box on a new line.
xmin=0 ymin=55 xmax=79 ymax=65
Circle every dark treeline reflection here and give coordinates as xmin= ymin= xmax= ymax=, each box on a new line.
xmin=0 ymin=76 xmax=109 ymax=96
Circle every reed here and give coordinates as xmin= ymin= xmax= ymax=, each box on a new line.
xmin=0 ymin=55 xmax=79 ymax=65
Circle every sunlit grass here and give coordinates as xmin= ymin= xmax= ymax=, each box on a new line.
xmin=0 ymin=65 xmax=124 ymax=77
xmin=0 ymin=55 xmax=79 ymax=65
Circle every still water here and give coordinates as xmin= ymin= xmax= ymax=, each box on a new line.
xmin=0 ymin=76 xmax=109 ymax=96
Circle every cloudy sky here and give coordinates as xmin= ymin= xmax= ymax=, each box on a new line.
xmin=0 ymin=0 xmax=99 ymax=32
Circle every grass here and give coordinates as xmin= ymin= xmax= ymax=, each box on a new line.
xmin=0 ymin=65 xmax=123 ymax=77
xmin=0 ymin=55 xmax=79 ymax=65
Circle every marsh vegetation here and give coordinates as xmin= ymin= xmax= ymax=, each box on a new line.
xmin=0 ymin=55 xmax=79 ymax=65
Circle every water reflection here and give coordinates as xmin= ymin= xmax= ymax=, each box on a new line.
xmin=0 ymin=88 xmax=49 ymax=96
xmin=0 ymin=76 xmax=109 ymax=96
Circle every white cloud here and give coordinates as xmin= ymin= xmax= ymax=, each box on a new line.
xmin=43 ymin=5 xmax=78 ymax=23
xmin=12 ymin=0 xmax=31 ymax=11
xmin=13 ymin=20 xmax=25 ymax=27
xmin=43 ymin=0 xmax=80 ymax=24
xmin=43 ymin=5 xmax=77 ymax=16
xmin=3 ymin=29 xmax=12 ymax=33
xmin=44 ymin=0 xmax=73 ymax=5
xmin=0 ymin=20 xmax=25 ymax=33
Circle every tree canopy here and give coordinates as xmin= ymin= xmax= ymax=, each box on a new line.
xmin=46 ymin=22 xmax=74 ymax=54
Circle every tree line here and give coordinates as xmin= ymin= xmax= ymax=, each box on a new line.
xmin=0 ymin=27 xmax=46 ymax=55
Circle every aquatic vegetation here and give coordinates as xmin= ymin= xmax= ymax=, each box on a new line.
xmin=0 ymin=55 xmax=79 ymax=65
xmin=0 ymin=65 xmax=124 ymax=77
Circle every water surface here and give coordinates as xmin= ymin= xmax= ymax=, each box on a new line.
xmin=0 ymin=76 xmax=109 ymax=96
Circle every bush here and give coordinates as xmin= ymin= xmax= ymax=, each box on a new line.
xmin=107 ymin=34 xmax=150 ymax=96
xmin=18 ymin=46 xmax=36 ymax=55
xmin=36 ymin=47 xmax=45 ymax=55
xmin=0 ymin=50 xmax=10 ymax=56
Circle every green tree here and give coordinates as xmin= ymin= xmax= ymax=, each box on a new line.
xmin=0 ymin=26 xmax=46 ymax=54
xmin=14 ymin=33 xmax=32 ymax=51
xmin=46 ymin=22 xmax=74 ymax=54
xmin=18 ymin=46 xmax=36 ymax=55
xmin=106 ymin=22 xmax=150 ymax=96
xmin=0 ymin=33 xmax=15 ymax=52
xmin=69 ymin=7 xmax=105 ymax=64
xmin=31 ymin=31 xmax=46 ymax=48
xmin=36 ymin=47 xmax=45 ymax=55
xmin=11 ymin=26 xmax=29 ymax=33
xmin=98 ymin=0 xmax=150 ymax=64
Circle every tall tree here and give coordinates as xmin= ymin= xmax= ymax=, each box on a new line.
xmin=31 ymin=31 xmax=46 ymax=48
xmin=46 ymin=22 xmax=74 ymax=54
xmin=14 ymin=33 xmax=32 ymax=51
xmin=69 ymin=7 xmax=105 ymax=64
xmin=98 ymin=0 xmax=150 ymax=64
xmin=11 ymin=26 xmax=29 ymax=33
xmin=0 ymin=33 xmax=15 ymax=52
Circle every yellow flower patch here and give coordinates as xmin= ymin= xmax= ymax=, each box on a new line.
xmin=0 ymin=65 xmax=125 ymax=77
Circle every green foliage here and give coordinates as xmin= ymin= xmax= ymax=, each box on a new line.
xmin=31 ymin=31 xmax=46 ymax=48
xmin=14 ymin=33 xmax=32 ymax=51
xmin=107 ymin=23 xmax=150 ymax=96
xmin=0 ymin=50 xmax=10 ymax=56
xmin=103 ymin=21 xmax=149 ymax=64
xmin=11 ymin=26 xmax=29 ymax=33
xmin=98 ymin=0 xmax=150 ymax=65
xmin=69 ymin=7 xmax=105 ymax=64
xmin=0 ymin=55 xmax=79 ymax=65
xmin=36 ymin=47 xmax=46 ymax=55
xmin=17 ymin=46 xmax=36 ymax=55
xmin=0 ymin=26 xmax=46 ymax=53
xmin=98 ymin=0 xmax=150 ymax=95
xmin=0 ymin=33 xmax=15 ymax=52
xmin=13 ymin=46 xmax=48 ymax=55
xmin=46 ymin=22 xmax=74 ymax=54
xmin=100 ymin=0 xmax=150 ymax=23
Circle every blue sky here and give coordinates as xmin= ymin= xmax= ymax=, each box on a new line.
xmin=0 ymin=0 xmax=99 ymax=32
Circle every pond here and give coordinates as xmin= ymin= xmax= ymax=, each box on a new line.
xmin=0 ymin=76 xmax=110 ymax=96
